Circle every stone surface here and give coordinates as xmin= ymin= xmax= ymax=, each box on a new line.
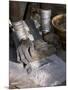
xmin=9 ymin=61 xmax=38 ymax=89
xmin=27 ymin=54 xmax=66 ymax=87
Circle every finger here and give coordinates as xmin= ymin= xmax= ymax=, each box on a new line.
xmin=19 ymin=46 xmax=29 ymax=64
xmin=16 ymin=47 xmax=21 ymax=63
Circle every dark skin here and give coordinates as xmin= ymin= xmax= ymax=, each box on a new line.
xmin=16 ymin=38 xmax=34 ymax=67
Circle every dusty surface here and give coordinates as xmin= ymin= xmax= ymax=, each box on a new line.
xmin=9 ymin=44 xmax=66 ymax=89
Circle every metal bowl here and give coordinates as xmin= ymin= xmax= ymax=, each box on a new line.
xmin=52 ymin=14 xmax=66 ymax=48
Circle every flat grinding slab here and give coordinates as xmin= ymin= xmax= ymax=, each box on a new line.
xmin=9 ymin=54 xmax=66 ymax=88
xmin=28 ymin=54 xmax=66 ymax=87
